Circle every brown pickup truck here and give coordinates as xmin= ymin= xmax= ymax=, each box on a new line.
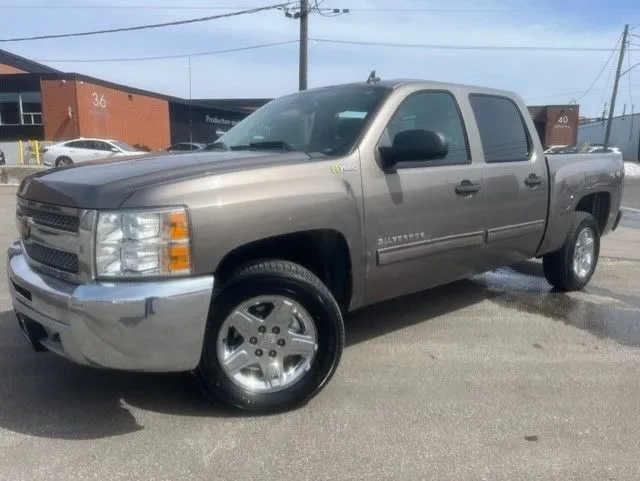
xmin=8 ymin=79 xmax=625 ymax=413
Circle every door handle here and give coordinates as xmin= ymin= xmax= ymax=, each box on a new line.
xmin=455 ymin=180 xmax=481 ymax=196
xmin=524 ymin=174 xmax=543 ymax=187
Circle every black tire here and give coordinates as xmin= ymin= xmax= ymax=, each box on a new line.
xmin=55 ymin=156 xmax=73 ymax=167
xmin=196 ymin=260 xmax=345 ymax=413
xmin=543 ymin=212 xmax=600 ymax=291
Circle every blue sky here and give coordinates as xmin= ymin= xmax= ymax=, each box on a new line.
xmin=1 ymin=0 xmax=639 ymax=117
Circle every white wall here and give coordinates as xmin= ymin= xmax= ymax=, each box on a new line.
xmin=577 ymin=113 xmax=640 ymax=162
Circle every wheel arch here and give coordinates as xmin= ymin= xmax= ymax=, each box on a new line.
xmin=575 ymin=191 xmax=611 ymax=235
xmin=213 ymin=229 xmax=353 ymax=314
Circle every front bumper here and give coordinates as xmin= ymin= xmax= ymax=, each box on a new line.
xmin=7 ymin=240 xmax=214 ymax=372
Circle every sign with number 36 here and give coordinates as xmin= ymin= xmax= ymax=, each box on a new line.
xmin=92 ymin=93 xmax=107 ymax=108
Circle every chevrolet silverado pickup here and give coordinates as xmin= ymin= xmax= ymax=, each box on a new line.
xmin=8 ymin=79 xmax=625 ymax=413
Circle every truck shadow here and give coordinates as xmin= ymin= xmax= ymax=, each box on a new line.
xmin=0 ymin=277 xmax=497 ymax=440
xmin=0 ymin=258 xmax=637 ymax=439
xmin=345 ymin=278 xmax=500 ymax=347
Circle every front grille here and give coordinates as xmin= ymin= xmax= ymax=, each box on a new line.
xmin=17 ymin=199 xmax=83 ymax=279
xmin=20 ymin=205 xmax=79 ymax=232
xmin=23 ymin=242 xmax=79 ymax=273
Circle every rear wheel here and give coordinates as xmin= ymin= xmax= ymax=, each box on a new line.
xmin=543 ymin=212 xmax=600 ymax=291
xmin=55 ymin=156 xmax=73 ymax=167
xmin=196 ymin=260 xmax=344 ymax=413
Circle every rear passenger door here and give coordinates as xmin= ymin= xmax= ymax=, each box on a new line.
xmin=361 ymin=89 xmax=487 ymax=305
xmin=468 ymin=94 xmax=548 ymax=266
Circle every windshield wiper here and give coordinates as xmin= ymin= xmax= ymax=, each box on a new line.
xmin=229 ymin=140 xmax=295 ymax=152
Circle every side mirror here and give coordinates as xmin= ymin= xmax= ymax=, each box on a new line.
xmin=378 ymin=129 xmax=448 ymax=172
xmin=110 ymin=147 xmax=119 ymax=153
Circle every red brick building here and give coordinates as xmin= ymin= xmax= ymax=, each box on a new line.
xmin=0 ymin=49 xmax=268 ymax=149
xmin=38 ymin=76 xmax=171 ymax=149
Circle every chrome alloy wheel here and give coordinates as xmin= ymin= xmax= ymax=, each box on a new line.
xmin=216 ymin=295 xmax=319 ymax=393
xmin=572 ymin=226 xmax=596 ymax=280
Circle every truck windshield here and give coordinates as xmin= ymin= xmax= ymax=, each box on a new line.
xmin=205 ymin=84 xmax=392 ymax=156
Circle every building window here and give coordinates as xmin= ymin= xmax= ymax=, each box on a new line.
xmin=20 ymin=92 xmax=43 ymax=125
xmin=0 ymin=91 xmax=42 ymax=125
xmin=0 ymin=93 xmax=20 ymax=125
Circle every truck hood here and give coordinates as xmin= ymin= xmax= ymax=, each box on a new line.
xmin=18 ymin=150 xmax=313 ymax=209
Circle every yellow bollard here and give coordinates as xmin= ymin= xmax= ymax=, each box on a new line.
xmin=35 ymin=140 xmax=41 ymax=165
xmin=18 ymin=140 xmax=24 ymax=165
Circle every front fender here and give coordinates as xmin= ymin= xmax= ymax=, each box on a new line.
xmin=121 ymin=157 xmax=365 ymax=305
xmin=189 ymin=174 xmax=363 ymax=274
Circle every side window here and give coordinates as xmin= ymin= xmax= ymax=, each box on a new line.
xmin=469 ymin=94 xmax=531 ymax=163
xmin=65 ymin=141 xmax=83 ymax=149
xmin=97 ymin=142 xmax=113 ymax=151
xmin=378 ymin=91 xmax=470 ymax=165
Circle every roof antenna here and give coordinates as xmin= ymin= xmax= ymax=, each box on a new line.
xmin=366 ymin=70 xmax=380 ymax=85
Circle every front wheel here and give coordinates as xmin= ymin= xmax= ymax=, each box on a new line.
xmin=196 ymin=260 xmax=345 ymax=413
xmin=543 ymin=212 xmax=600 ymax=291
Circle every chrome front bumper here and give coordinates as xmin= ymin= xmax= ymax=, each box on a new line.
xmin=7 ymin=240 xmax=214 ymax=372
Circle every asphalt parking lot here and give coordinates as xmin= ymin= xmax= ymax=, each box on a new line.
xmin=1 ymin=183 xmax=639 ymax=481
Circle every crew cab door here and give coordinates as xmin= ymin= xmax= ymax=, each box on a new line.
xmin=360 ymin=89 xmax=487 ymax=305
xmin=468 ymin=94 xmax=548 ymax=266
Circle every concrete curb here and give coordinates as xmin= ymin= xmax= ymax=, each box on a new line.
xmin=0 ymin=166 xmax=47 ymax=185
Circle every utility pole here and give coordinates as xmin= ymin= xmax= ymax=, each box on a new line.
xmin=299 ymin=0 xmax=309 ymax=91
xmin=604 ymin=24 xmax=629 ymax=148
xmin=284 ymin=2 xmax=348 ymax=89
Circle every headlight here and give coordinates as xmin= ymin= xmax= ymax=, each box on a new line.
xmin=95 ymin=207 xmax=191 ymax=278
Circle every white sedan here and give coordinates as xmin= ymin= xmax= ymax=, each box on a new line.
xmin=42 ymin=138 xmax=141 ymax=167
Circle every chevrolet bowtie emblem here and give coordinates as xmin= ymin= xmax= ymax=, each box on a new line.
xmin=20 ymin=218 xmax=31 ymax=240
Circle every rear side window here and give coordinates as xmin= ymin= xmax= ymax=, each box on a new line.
xmin=469 ymin=94 xmax=531 ymax=163
xmin=96 ymin=141 xmax=113 ymax=151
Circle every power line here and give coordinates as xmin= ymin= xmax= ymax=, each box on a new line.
xmin=573 ymin=33 xmax=623 ymax=102
xmin=598 ymin=47 xmax=619 ymax=115
xmin=343 ymin=7 xmax=639 ymax=14
xmin=0 ymin=5 xmax=276 ymax=9
xmin=628 ymin=41 xmax=635 ymax=111
xmin=313 ymin=0 xmax=348 ymax=17
xmin=524 ymin=86 xmax=640 ymax=102
xmin=311 ymin=38 xmax=640 ymax=52
xmin=30 ymin=37 xmax=640 ymax=64
xmin=34 ymin=40 xmax=300 ymax=63
xmin=0 ymin=5 xmax=636 ymax=14
xmin=0 ymin=3 xmax=289 ymax=43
